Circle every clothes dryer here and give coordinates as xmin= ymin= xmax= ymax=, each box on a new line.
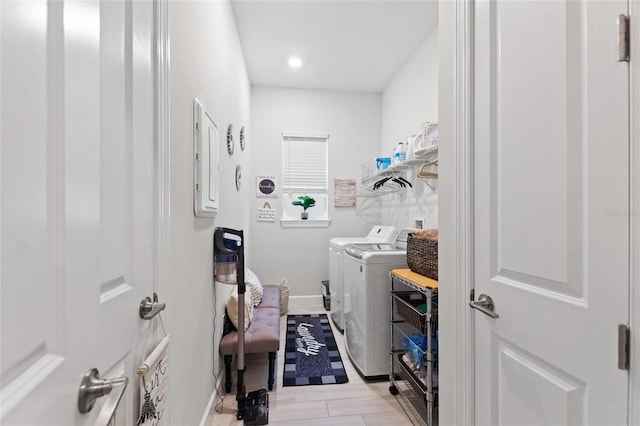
xmin=329 ymin=226 xmax=398 ymax=332
xmin=343 ymin=229 xmax=410 ymax=379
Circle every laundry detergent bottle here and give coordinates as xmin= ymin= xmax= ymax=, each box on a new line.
xmin=393 ymin=142 xmax=406 ymax=164
xmin=406 ymin=135 xmax=416 ymax=160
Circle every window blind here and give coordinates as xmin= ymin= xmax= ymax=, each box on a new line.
xmin=282 ymin=135 xmax=328 ymax=190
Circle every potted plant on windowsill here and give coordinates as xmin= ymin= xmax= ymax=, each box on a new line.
xmin=291 ymin=195 xmax=316 ymax=220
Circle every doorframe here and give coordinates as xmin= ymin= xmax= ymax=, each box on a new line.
xmin=439 ymin=0 xmax=475 ymax=425
xmin=630 ymin=0 xmax=640 ymax=423
xmin=153 ymin=0 xmax=171 ymax=419
xmin=154 ymin=0 xmax=170 ymax=301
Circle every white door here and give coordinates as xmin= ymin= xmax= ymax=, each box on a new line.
xmin=1 ymin=0 xmax=157 ymax=424
xmin=472 ymin=1 xmax=629 ymax=425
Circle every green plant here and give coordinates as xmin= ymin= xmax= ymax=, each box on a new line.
xmin=291 ymin=195 xmax=316 ymax=211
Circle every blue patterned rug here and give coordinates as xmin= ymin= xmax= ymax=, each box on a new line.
xmin=283 ymin=313 xmax=349 ymax=386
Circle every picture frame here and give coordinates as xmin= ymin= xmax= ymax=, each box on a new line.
xmin=256 ymin=176 xmax=278 ymax=197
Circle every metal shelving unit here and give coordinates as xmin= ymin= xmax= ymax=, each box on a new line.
xmin=389 ymin=269 xmax=438 ymax=425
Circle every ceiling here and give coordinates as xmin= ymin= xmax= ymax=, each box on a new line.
xmin=231 ymin=0 xmax=439 ymax=93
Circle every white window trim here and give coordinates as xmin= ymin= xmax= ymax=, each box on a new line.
xmin=280 ymin=219 xmax=331 ymax=228
xmin=281 ymin=132 xmax=330 ymax=225
xmin=281 ymin=132 xmax=330 ymax=140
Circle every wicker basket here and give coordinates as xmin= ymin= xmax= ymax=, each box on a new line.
xmin=406 ymin=234 xmax=438 ymax=280
xmin=265 ymin=282 xmax=289 ymax=316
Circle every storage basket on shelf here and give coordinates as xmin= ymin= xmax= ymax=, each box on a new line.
xmin=392 ymin=291 xmax=438 ymax=335
xmin=396 ymin=353 xmax=438 ymax=423
xmin=393 ymin=291 xmax=428 ymax=334
xmin=406 ymin=233 xmax=438 ymax=280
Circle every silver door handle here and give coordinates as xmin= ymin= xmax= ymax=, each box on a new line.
xmin=139 ymin=292 xmax=166 ymax=320
xmin=469 ymin=293 xmax=499 ymax=319
xmin=78 ymin=368 xmax=128 ymax=414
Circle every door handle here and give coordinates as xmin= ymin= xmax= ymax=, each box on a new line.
xmin=139 ymin=292 xmax=166 ymax=320
xmin=78 ymin=368 xmax=128 ymax=414
xmin=469 ymin=292 xmax=499 ymax=319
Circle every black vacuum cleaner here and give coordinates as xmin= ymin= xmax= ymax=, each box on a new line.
xmin=214 ymin=227 xmax=269 ymax=425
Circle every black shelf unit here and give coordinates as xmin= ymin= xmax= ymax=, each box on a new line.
xmin=389 ymin=270 xmax=438 ymax=425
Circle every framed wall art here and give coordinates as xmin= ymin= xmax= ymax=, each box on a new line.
xmin=256 ymin=176 xmax=278 ymax=198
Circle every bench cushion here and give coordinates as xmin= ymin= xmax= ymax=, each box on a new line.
xmin=219 ymin=307 xmax=280 ymax=354
xmin=256 ymin=286 xmax=280 ymax=310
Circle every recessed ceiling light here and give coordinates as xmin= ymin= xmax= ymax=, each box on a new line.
xmin=288 ymin=56 xmax=302 ymax=69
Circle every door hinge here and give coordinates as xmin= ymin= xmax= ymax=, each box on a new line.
xmin=618 ymin=324 xmax=630 ymax=370
xmin=618 ymin=14 xmax=630 ymax=62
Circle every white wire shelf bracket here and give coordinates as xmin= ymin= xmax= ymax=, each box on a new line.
xmin=358 ymin=145 xmax=438 ymax=197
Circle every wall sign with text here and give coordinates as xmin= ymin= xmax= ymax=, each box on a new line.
xmin=258 ymin=202 xmax=276 ymax=222
xmin=256 ymin=176 xmax=277 ymax=197
xmin=334 ymin=178 xmax=356 ymax=207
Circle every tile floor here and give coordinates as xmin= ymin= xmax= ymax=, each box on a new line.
xmin=205 ymin=306 xmax=416 ymax=425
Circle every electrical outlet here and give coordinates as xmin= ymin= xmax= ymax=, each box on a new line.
xmin=415 ymin=218 xmax=424 ymax=229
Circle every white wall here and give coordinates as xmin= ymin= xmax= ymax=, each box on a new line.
xmin=382 ymin=26 xmax=439 ymax=155
xmin=168 ymin=1 xmax=251 ymax=424
xmin=379 ymin=26 xmax=439 ymax=230
xmin=249 ymin=87 xmax=381 ymax=296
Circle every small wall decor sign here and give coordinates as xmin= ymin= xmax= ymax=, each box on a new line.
xmin=258 ymin=202 xmax=276 ymax=222
xmin=256 ymin=175 xmax=277 ymax=197
xmin=334 ymin=178 xmax=356 ymax=207
xmin=137 ymin=335 xmax=169 ymax=425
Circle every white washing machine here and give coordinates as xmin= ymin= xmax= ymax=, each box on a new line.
xmin=343 ymin=229 xmax=410 ymax=379
xmin=329 ymin=226 xmax=398 ymax=332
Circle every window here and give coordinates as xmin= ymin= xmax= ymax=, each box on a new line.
xmin=281 ymin=133 xmax=330 ymax=227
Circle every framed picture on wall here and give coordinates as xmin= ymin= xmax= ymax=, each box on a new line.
xmin=257 ymin=201 xmax=276 ymax=222
xmin=334 ymin=178 xmax=356 ymax=207
xmin=256 ymin=175 xmax=278 ymax=197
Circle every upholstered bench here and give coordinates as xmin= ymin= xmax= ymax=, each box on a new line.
xmin=219 ymin=286 xmax=281 ymax=392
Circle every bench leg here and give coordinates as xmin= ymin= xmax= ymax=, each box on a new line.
xmin=268 ymin=352 xmax=276 ymax=391
xmin=224 ymin=355 xmax=233 ymax=393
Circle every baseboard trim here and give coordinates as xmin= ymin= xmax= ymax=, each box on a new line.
xmin=199 ymin=376 xmax=224 ymax=426
xmin=288 ymin=295 xmax=324 ymax=312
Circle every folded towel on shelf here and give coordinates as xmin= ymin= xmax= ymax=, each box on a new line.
xmin=412 ymin=228 xmax=438 ymax=240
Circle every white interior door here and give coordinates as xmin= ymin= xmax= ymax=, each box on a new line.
xmin=1 ymin=0 xmax=156 ymax=424
xmin=472 ymin=1 xmax=630 ymax=425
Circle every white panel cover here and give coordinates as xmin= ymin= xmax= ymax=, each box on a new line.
xmin=193 ymin=98 xmax=219 ymax=217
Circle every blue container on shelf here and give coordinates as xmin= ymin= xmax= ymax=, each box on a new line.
xmin=376 ymin=157 xmax=392 ymax=170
